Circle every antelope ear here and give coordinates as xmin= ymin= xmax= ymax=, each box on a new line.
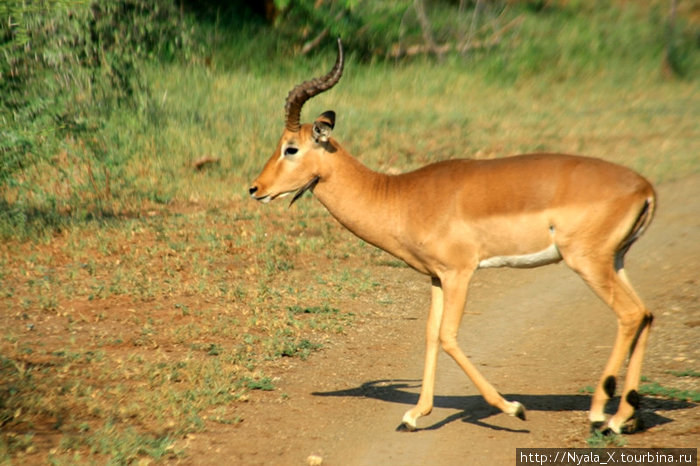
xmin=312 ymin=110 xmax=336 ymax=143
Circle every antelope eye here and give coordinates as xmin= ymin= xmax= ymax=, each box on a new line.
xmin=284 ymin=146 xmax=298 ymax=156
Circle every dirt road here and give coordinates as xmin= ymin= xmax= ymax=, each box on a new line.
xmin=184 ymin=175 xmax=699 ymax=465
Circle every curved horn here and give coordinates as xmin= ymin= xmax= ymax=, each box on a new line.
xmin=284 ymin=38 xmax=344 ymax=133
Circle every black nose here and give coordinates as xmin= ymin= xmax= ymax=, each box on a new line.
xmin=249 ymin=186 xmax=258 ymax=196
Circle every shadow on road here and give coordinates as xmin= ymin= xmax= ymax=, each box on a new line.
xmin=313 ymin=379 xmax=694 ymax=432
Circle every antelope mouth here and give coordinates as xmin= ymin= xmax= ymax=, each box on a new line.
xmin=251 ymin=191 xmax=290 ymax=204
xmin=253 ymin=194 xmax=273 ymax=204
xmin=250 ymin=189 xmax=299 ymax=204
xmin=249 ymin=185 xmax=292 ymax=204
xmin=250 ymin=176 xmax=320 ymax=206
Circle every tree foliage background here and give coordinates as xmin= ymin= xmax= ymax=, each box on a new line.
xmin=1 ymin=0 xmax=196 ymax=232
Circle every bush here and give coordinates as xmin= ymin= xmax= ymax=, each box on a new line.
xmin=0 ymin=0 xmax=194 ymax=238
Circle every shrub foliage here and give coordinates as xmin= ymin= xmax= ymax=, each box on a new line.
xmin=0 ymin=0 xmax=192 ymax=237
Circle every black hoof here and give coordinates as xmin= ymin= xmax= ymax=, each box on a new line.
xmin=395 ymin=422 xmax=415 ymax=432
xmin=590 ymin=421 xmax=606 ymax=433
xmin=621 ymin=414 xmax=642 ymax=434
xmin=515 ymin=403 xmax=526 ymax=421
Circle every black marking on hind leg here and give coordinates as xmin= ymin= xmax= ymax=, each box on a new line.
xmin=603 ymin=376 xmax=616 ymax=398
xmin=626 ymin=390 xmax=641 ymax=410
xmin=628 ymin=313 xmax=654 ymax=357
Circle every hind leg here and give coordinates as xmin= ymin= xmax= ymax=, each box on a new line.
xmin=605 ymin=267 xmax=653 ymax=433
xmin=565 ymin=255 xmax=652 ymax=433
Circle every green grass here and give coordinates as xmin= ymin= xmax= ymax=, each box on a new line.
xmin=639 ymin=382 xmax=700 ymax=403
xmin=668 ymin=369 xmax=700 ymax=378
xmin=0 ymin=206 xmax=366 ymax=463
xmin=586 ymin=429 xmax=628 ymax=448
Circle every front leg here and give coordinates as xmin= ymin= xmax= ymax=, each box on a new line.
xmin=438 ymin=270 xmax=526 ymax=420
xmin=399 ymin=277 xmax=443 ymax=431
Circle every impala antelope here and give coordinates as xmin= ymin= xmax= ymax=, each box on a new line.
xmin=249 ymin=39 xmax=656 ymax=434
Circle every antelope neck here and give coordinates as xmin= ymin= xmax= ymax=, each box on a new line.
xmin=312 ymin=147 xmax=401 ymax=255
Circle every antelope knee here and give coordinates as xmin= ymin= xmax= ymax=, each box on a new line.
xmin=438 ymin=335 xmax=459 ymax=354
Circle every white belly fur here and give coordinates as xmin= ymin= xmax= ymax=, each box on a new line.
xmin=478 ymin=243 xmax=562 ymax=269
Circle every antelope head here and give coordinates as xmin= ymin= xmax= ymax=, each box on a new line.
xmin=249 ymin=38 xmax=344 ymax=205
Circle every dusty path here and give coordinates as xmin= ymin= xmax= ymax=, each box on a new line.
xmin=184 ymin=175 xmax=700 ymax=465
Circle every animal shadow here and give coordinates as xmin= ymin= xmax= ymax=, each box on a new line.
xmin=312 ymin=379 xmax=694 ymax=433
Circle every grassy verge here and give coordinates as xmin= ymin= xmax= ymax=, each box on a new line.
xmin=0 ymin=205 xmax=368 ymax=463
